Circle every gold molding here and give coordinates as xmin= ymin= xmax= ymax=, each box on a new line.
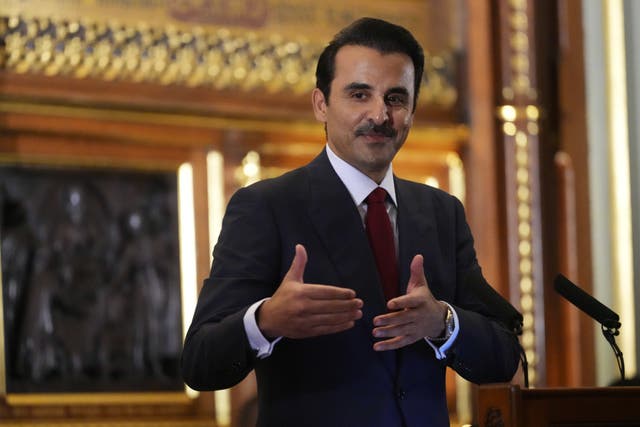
xmin=0 ymin=99 xmax=321 ymax=134
xmin=6 ymin=392 xmax=190 ymax=405
xmin=0 ymin=99 xmax=469 ymax=148
xmin=0 ymin=15 xmax=459 ymax=108
xmin=0 ymin=422 xmax=213 ymax=427
xmin=0 ymin=153 xmax=180 ymax=172
xmin=500 ymin=0 xmax=540 ymax=387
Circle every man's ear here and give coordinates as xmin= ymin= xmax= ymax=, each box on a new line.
xmin=311 ymin=88 xmax=328 ymax=122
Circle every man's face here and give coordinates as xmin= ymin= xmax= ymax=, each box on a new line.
xmin=312 ymin=45 xmax=415 ymax=183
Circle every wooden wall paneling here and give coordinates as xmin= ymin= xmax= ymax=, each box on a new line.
xmin=476 ymin=384 xmax=640 ymax=427
xmin=0 ymin=105 xmax=221 ymax=425
xmin=0 ymin=103 xmax=226 ymax=151
xmin=0 ymin=72 xmax=316 ymax=123
xmin=553 ymin=0 xmax=595 ymax=386
xmin=554 ymin=151 xmax=586 ymax=386
xmin=463 ymin=0 xmax=520 ymax=417
xmin=463 ymin=0 xmax=507 ymax=294
xmin=527 ymin=0 xmax=595 ymax=388
xmin=532 ymin=0 xmax=568 ymax=389
xmin=489 ymin=0 xmax=593 ymax=388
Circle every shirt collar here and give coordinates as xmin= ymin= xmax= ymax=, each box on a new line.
xmin=325 ymin=144 xmax=397 ymax=206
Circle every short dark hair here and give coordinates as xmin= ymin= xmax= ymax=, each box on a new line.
xmin=315 ymin=17 xmax=425 ymax=112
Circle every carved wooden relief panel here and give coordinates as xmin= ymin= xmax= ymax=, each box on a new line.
xmin=1 ymin=166 xmax=182 ymax=394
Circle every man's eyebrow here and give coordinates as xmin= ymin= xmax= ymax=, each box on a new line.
xmin=385 ymin=86 xmax=410 ymax=97
xmin=343 ymin=82 xmax=372 ymax=92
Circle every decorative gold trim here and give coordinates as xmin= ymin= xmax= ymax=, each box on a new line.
xmin=0 ymin=422 xmax=213 ymax=427
xmin=0 ymin=99 xmax=322 ymax=135
xmin=0 ymin=152 xmax=180 ymax=172
xmin=0 ymin=100 xmax=469 ymax=155
xmin=512 ymin=124 xmax=537 ymax=385
xmin=1 ymin=15 xmax=459 ymax=108
xmin=205 ymin=151 xmax=230 ymax=427
xmin=177 ymin=162 xmax=199 ymax=401
xmin=206 ymin=150 xmax=225 ymax=263
xmin=6 ymin=392 xmax=190 ymax=405
xmin=501 ymin=0 xmax=539 ymax=388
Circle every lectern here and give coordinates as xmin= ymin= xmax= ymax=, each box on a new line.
xmin=475 ymin=384 xmax=640 ymax=426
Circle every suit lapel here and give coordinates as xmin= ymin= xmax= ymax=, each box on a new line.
xmin=305 ymin=151 xmax=388 ymax=318
xmin=395 ymin=178 xmax=438 ymax=295
xmin=305 ymin=150 xmax=397 ymax=378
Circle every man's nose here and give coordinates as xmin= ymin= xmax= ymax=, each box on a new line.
xmin=369 ymin=98 xmax=389 ymax=125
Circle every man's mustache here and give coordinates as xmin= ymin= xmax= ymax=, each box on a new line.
xmin=354 ymin=121 xmax=397 ymax=138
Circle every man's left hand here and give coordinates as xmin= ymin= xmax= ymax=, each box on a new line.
xmin=372 ymin=254 xmax=448 ymax=351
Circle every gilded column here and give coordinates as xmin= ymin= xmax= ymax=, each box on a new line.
xmin=495 ymin=0 xmax=544 ymax=386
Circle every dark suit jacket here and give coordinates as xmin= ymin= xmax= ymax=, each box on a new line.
xmin=182 ymin=149 xmax=520 ymax=427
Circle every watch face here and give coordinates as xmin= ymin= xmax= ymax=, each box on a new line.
xmin=429 ymin=306 xmax=454 ymax=342
xmin=445 ymin=307 xmax=455 ymax=335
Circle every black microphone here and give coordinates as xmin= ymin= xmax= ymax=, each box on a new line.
xmin=465 ymin=268 xmax=523 ymax=335
xmin=553 ymin=274 xmax=621 ymax=329
xmin=554 ymin=273 xmax=625 ymax=381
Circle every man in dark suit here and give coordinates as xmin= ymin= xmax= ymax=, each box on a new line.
xmin=182 ymin=17 xmax=521 ymax=427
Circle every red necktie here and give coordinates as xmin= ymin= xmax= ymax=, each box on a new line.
xmin=365 ymin=187 xmax=399 ymax=301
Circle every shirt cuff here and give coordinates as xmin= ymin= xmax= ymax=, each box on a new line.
xmin=425 ymin=302 xmax=460 ymax=360
xmin=243 ymin=298 xmax=282 ymax=359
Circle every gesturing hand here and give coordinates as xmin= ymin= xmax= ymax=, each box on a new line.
xmin=372 ymin=254 xmax=448 ymax=351
xmin=257 ymin=244 xmax=363 ymax=339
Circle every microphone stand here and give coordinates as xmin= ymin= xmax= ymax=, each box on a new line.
xmin=511 ymin=319 xmax=529 ymax=388
xmin=601 ymin=322 xmax=625 ymax=382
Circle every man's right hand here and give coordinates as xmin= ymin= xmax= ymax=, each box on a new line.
xmin=257 ymin=244 xmax=363 ymax=339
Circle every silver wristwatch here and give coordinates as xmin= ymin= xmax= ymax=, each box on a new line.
xmin=429 ymin=305 xmax=455 ymax=342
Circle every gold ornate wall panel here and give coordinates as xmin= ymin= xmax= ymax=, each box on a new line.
xmin=1 ymin=0 xmax=448 ymax=45
xmin=495 ymin=0 xmax=544 ymax=387
xmin=0 ymin=0 xmax=463 ymax=114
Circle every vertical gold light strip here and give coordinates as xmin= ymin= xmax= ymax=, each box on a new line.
xmin=177 ymin=163 xmax=199 ymax=399
xmin=603 ymin=0 xmax=636 ymax=376
xmin=445 ymin=151 xmax=469 ymax=423
xmin=207 ymin=151 xmax=225 ymax=263
xmin=446 ymin=152 xmax=466 ymax=204
xmin=206 ymin=151 xmax=232 ymax=427
xmin=516 ymin=110 xmax=538 ymax=387
xmin=500 ymin=103 xmax=538 ymax=386
xmin=499 ymin=0 xmax=540 ymax=386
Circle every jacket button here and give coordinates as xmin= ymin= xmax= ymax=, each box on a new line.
xmin=396 ymin=389 xmax=406 ymax=400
